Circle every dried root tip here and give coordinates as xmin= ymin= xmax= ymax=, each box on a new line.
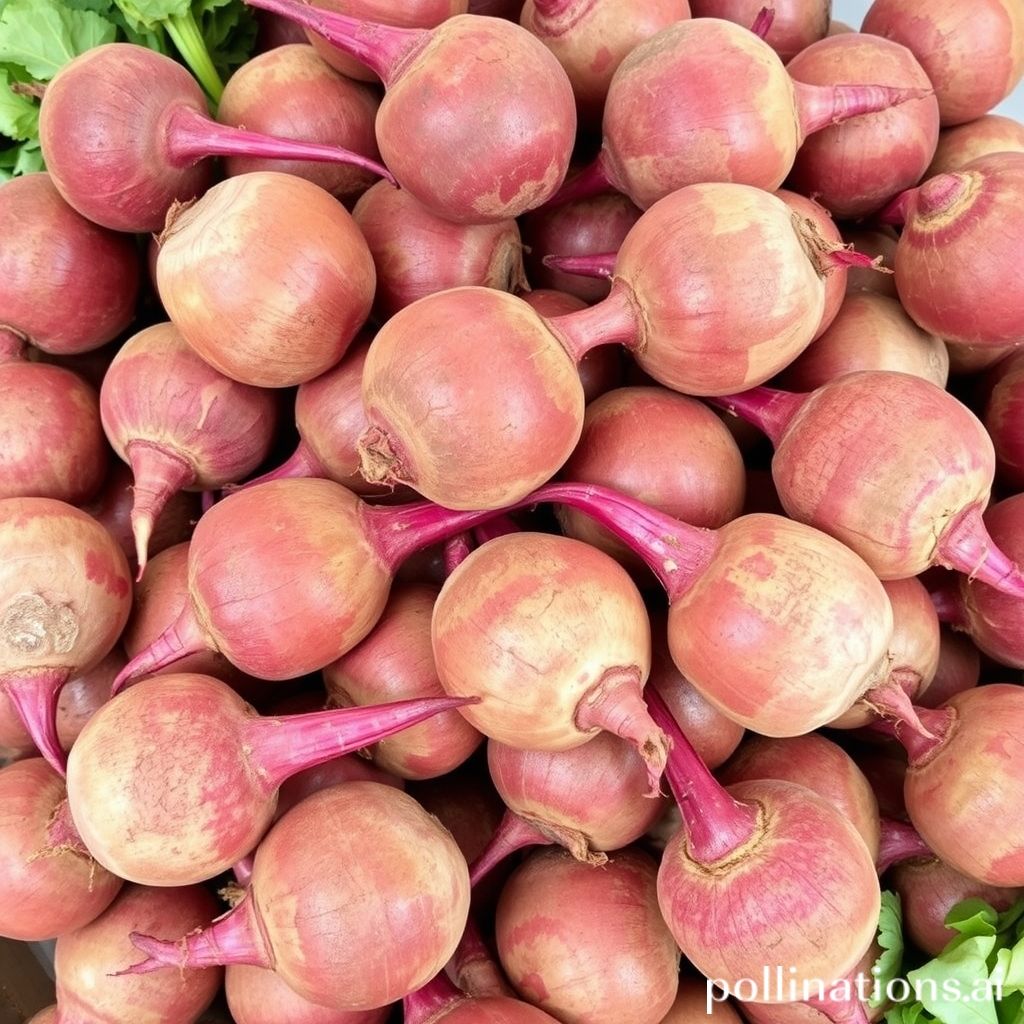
xmin=157 ymin=198 xmax=197 ymax=247
xmin=524 ymin=814 xmax=608 ymax=867
xmin=356 ymin=426 xmax=406 ymax=487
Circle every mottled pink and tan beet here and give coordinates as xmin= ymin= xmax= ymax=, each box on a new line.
xmin=890 ymin=153 xmax=1024 ymax=348
xmin=0 ymin=758 xmax=122 ymax=941
xmin=39 ymin=44 xmax=393 ymax=233
xmin=520 ymin=0 xmax=689 ymax=125
xmin=526 ymin=481 xmax=894 ymax=737
xmin=547 ymin=18 xmax=930 ymax=208
xmin=557 ymin=386 xmax=746 ymax=569
xmin=0 ymin=175 xmax=139 ymax=355
xmin=778 ymin=292 xmax=949 ymax=392
xmin=55 ymin=884 xmax=222 ymax=1024
xmin=563 ymin=184 xmax=831 ymax=395
xmin=496 ymin=847 xmax=680 ymax=1024
xmin=0 ymin=498 xmax=131 ymax=775
xmin=0 ymin=355 xmax=107 ymax=505
xmin=325 ymin=584 xmax=483 ymax=779
xmin=830 ymin=577 xmax=941 ymax=730
xmin=353 ymin=182 xmax=528 ymax=320
xmin=955 ymin=495 xmax=1024 ymax=668
xmin=928 ymin=114 xmax=1024 ymax=175
xmin=648 ymin=687 xmax=881 ymax=997
xmin=113 ymin=478 xmax=530 ymax=688
xmin=432 ymin=532 xmax=668 ymax=788
xmin=246 ymin=0 xmax=577 ymax=222
xmin=157 ymin=172 xmax=376 ymax=389
xmin=472 ymin=730 xmax=669 ymax=881
xmin=689 ymin=0 xmax=828 ymax=60
xmin=67 ymin=672 xmax=474 ymax=885
xmin=122 ymin=784 xmax=470 ymax=1012
xmin=862 ymin=0 xmax=1024 ymax=126
xmin=218 ymin=44 xmax=382 ymax=199
xmin=100 ymin=323 xmax=279 ymax=576
xmin=404 ymin=969 xmax=560 ymax=1024
xmin=359 ymin=288 xmax=585 ymax=510
xmin=719 ymin=734 xmax=881 ymax=859
xmin=227 ymin=964 xmax=389 ymax=1024
xmin=786 ymin=33 xmax=940 ymax=218
xmin=897 ymin=686 xmax=1024 ymax=886
xmin=716 ymin=371 xmax=1024 ymax=588
xmin=891 ymin=856 xmax=1024 ymax=956
xmin=985 ymin=351 xmax=1024 ymax=490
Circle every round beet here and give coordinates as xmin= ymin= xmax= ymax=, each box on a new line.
xmin=928 ymin=114 xmax=1024 ymax=175
xmin=0 ymin=175 xmax=138 ymax=355
xmin=956 ymin=494 xmax=1024 ymax=667
xmin=55 ymin=884 xmax=222 ymax=1024
xmin=890 ymin=153 xmax=1024 ymax=348
xmin=120 ymin=783 xmax=471 ymax=1011
xmin=0 ymin=356 xmax=107 ymax=504
xmin=778 ymin=292 xmax=949 ymax=391
xmin=227 ymin=965 xmax=389 ymax=1024
xmin=353 ymin=182 xmax=527 ymax=320
xmin=100 ymin=323 xmax=279 ymax=574
xmin=549 ymin=17 xmax=930 ymax=208
xmin=496 ymin=847 xmax=680 ymax=1024
xmin=899 ymin=686 xmax=1024 ymax=886
xmin=862 ymin=0 xmax=1024 ymax=126
xmin=519 ymin=0 xmax=690 ymax=125
xmin=39 ymin=44 xmax=393 ymax=233
xmin=0 ymin=758 xmax=122 ymax=941
xmin=716 ymin=371 xmax=1021 ymax=586
xmin=985 ymin=350 xmax=1024 ymax=489
xmin=156 ymin=172 xmax=376 ymax=388
xmin=785 ymin=33 xmax=940 ymax=218
xmin=247 ymin=0 xmax=577 ymax=222
xmin=432 ymin=532 xmax=668 ymax=789
xmin=67 ymin=672 xmax=471 ymax=884
xmin=0 ymin=499 xmax=131 ymax=775
xmin=219 ymin=44 xmax=383 ymax=200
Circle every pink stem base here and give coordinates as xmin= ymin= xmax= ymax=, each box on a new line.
xmin=644 ymin=685 xmax=759 ymax=863
xmin=876 ymin=817 xmax=933 ymax=874
xmin=706 ymin=387 xmax=805 ymax=446
xmin=2 ymin=669 xmax=70 ymax=777
xmin=469 ymin=810 xmax=551 ymax=888
xmin=112 ymin=605 xmax=209 ymax=694
xmin=542 ymin=153 xmax=616 ymax=208
xmin=234 ymin=440 xmax=326 ymax=491
xmin=120 ymin=894 xmax=271 ymax=975
xmin=165 ymin=103 xmax=396 ymax=184
xmin=934 ymin=503 xmax=1024 ymax=597
xmin=541 ymin=252 xmax=615 ymax=279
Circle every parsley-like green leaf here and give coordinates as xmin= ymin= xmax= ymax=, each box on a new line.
xmin=0 ymin=0 xmax=117 ymax=80
xmin=908 ymin=936 xmax=1000 ymax=1024
xmin=873 ymin=891 xmax=907 ymax=1010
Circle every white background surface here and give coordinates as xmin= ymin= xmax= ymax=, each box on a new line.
xmin=833 ymin=0 xmax=1024 ymax=120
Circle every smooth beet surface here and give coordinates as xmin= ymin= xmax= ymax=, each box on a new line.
xmin=0 ymin=175 xmax=139 ymax=355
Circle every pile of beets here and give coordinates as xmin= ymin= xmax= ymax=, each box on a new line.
xmin=2 ymin=0 xmax=1024 ymax=1021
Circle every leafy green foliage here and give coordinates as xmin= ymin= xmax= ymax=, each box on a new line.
xmin=885 ymin=897 xmax=1024 ymax=1024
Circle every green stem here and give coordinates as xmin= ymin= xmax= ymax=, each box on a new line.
xmin=165 ymin=9 xmax=224 ymax=103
